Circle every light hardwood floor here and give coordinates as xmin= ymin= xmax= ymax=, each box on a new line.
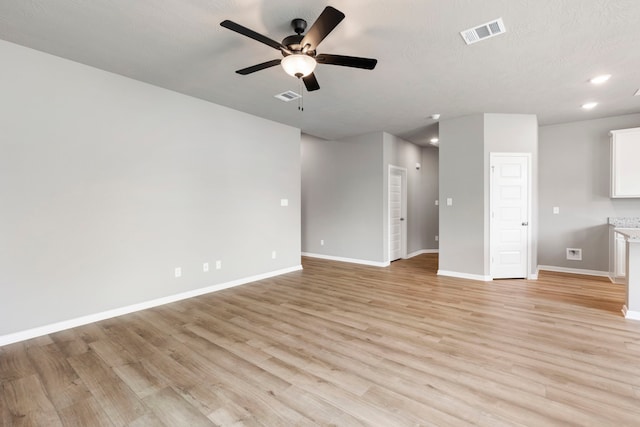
xmin=2 ymin=254 xmax=640 ymax=426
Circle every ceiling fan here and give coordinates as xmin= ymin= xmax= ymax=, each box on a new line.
xmin=220 ymin=6 xmax=377 ymax=92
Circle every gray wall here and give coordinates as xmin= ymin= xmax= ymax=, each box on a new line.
xmin=301 ymin=132 xmax=385 ymax=262
xmin=421 ymin=146 xmax=440 ymax=251
xmin=539 ymin=113 xmax=640 ymax=271
xmin=383 ymin=133 xmax=439 ymax=256
xmin=484 ymin=114 xmax=539 ymax=276
xmin=439 ymin=114 xmax=538 ymax=277
xmin=0 ymin=40 xmax=301 ymax=336
xmin=301 ymin=131 xmax=438 ymax=264
xmin=439 ymin=115 xmax=486 ymax=275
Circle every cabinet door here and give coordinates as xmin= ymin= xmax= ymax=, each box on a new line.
xmin=611 ymin=127 xmax=640 ymax=198
xmin=615 ymin=233 xmax=626 ymax=278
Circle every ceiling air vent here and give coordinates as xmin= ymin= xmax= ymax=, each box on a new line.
xmin=274 ymin=90 xmax=301 ymax=102
xmin=460 ymin=18 xmax=506 ymax=45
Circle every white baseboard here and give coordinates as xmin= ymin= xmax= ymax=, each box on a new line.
xmin=407 ymin=249 xmax=439 ymax=258
xmin=437 ymin=270 xmax=492 ymax=282
xmin=0 ymin=265 xmax=302 ymax=347
xmin=302 ymin=250 xmax=437 ymax=265
xmin=609 ymin=275 xmax=625 ymax=284
xmin=301 ymin=252 xmax=389 ymax=267
xmin=623 ymin=305 xmax=640 ymax=321
xmin=537 ymin=265 xmax=609 ymax=277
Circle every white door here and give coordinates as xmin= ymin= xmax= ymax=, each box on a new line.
xmin=490 ymin=154 xmax=529 ymax=279
xmin=389 ymin=167 xmax=407 ymax=261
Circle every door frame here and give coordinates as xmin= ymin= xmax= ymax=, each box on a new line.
xmin=388 ymin=165 xmax=408 ymax=262
xmin=489 ymin=152 xmax=532 ymax=279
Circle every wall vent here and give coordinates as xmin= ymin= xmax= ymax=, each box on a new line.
xmin=460 ymin=18 xmax=506 ymax=45
xmin=566 ymin=248 xmax=582 ymax=261
xmin=274 ymin=90 xmax=301 ymax=102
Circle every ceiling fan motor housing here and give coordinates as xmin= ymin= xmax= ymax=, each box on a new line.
xmin=292 ymin=18 xmax=307 ymax=34
xmin=281 ymin=34 xmax=305 ymax=53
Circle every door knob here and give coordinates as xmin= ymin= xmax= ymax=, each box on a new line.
xmin=400 ymin=218 xmax=405 ymax=221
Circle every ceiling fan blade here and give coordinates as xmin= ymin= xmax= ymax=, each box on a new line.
xmin=221 ymin=20 xmax=289 ymax=52
xmin=300 ymin=6 xmax=345 ymax=51
xmin=236 ymin=59 xmax=282 ymax=75
xmin=303 ymin=73 xmax=320 ymax=91
xmin=316 ymin=54 xmax=378 ymax=70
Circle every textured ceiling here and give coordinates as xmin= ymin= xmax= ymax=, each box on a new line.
xmin=1 ymin=0 xmax=639 ymax=145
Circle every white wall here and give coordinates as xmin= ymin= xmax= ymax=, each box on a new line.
xmin=539 ymin=113 xmax=640 ymax=272
xmin=0 ymin=40 xmax=301 ymax=339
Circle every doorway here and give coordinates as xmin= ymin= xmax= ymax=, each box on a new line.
xmin=389 ymin=166 xmax=407 ymax=262
xmin=490 ymin=153 xmax=531 ymax=279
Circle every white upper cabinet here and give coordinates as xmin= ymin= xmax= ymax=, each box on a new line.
xmin=610 ymin=127 xmax=640 ymax=198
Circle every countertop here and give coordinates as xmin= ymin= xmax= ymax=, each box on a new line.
xmin=609 ymin=217 xmax=640 ymax=228
xmin=615 ymin=228 xmax=640 ymax=242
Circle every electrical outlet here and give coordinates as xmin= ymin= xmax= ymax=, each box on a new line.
xmin=320 ymin=239 xmax=324 ymax=246
xmin=216 ymin=260 xmax=222 ymax=270
xmin=435 ymin=235 xmax=439 ymax=241
xmin=272 ymin=251 xmax=277 ymax=259
xmin=446 ymin=198 xmax=453 ymax=206
xmin=553 ymin=206 xmax=560 ymax=214
xmin=203 ymin=262 xmax=209 ymax=272
xmin=174 ymin=267 xmax=182 ymax=278
xmin=435 ymin=200 xmax=439 ymax=206
xmin=280 ymin=199 xmax=289 ymax=207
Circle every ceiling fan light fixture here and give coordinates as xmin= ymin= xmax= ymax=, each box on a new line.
xmin=281 ymin=54 xmax=317 ymax=78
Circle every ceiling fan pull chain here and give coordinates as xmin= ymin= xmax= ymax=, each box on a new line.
xmin=298 ymin=78 xmax=304 ymax=112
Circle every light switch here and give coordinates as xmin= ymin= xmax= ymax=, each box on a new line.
xmin=435 ymin=200 xmax=439 ymax=206
xmin=553 ymin=207 xmax=560 ymax=214
xmin=280 ymin=199 xmax=289 ymax=207
xmin=446 ymin=198 xmax=453 ymax=206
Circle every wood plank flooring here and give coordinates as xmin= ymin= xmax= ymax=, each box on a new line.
xmin=2 ymin=253 xmax=640 ymax=426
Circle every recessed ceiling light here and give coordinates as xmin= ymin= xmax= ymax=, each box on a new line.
xmin=590 ymin=74 xmax=611 ymax=84
xmin=430 ymin=137 xmax=439 ymax=144
xmin=582 ymin=102 xmax=598 ymax=110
